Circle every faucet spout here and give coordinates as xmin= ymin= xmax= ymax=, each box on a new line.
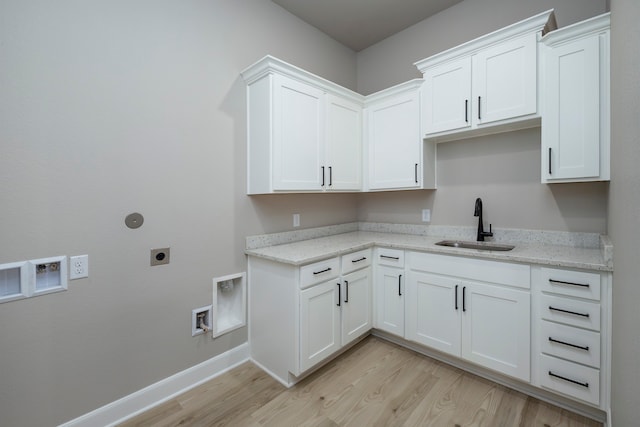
xmin=473 ymin=197 xmax=493 ymax=241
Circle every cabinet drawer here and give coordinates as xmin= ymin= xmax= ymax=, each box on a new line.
xmin=376 ymin=248 xmax=405 ymax=268
xmin=539 ymin=354 xmax=600 ymax=406
xmin=341 ymin=249 xmax=372 ymax=275
xmin=540 ymin=294 xmax=600 ymax=331
xmin=539 ymin=267 xmax=601 ymax=301
xmin=300 ymin=257 xmax=340 ymax=289
xmin=540 ymin=320 xmax=600 ymax=368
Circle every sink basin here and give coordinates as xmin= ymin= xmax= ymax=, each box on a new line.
xmin=435 ymin=240 xmax=515 ymax=251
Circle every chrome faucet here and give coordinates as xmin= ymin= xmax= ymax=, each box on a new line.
xmin=474 ymin=198 xmax=493 ymax=241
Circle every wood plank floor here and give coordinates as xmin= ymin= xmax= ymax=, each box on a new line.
xmin=119 ymin=336 xmax=602 ymax=427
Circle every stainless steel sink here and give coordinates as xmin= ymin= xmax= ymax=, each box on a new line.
xmin=435 ymin=240 xmax=515 ymax=251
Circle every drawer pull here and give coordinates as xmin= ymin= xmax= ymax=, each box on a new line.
xmin=313 ymin=267 xmax=332 ymax=275
xmin=351 ymin=257 xmax=367 ymax=263
xmin=549 ymin=306 xmax=590 ymax=318
xmin=549 ymin=278 xmax=590 ymax=288
xmin=380 ymin=255 xmax=400 ymax=260
xmin=548 ymin=371 xmax=589 ymax=388
xmin=548 ymin=337 xmax=590 ymax=351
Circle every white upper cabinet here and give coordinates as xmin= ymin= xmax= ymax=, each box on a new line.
xmin=365 ymin=80 xmax=436 ymax=191
xmin=242 ymin=56 xmax=364 ymax=194
xmin=422 ymin=57 xmax=471 ymax=134
xmin=472 ymin=34 xmax=537 ymax=125
xmin=273 ymin=74 xmax=325 ymax=191
xmin=541 ymin=13 xmax=610 ymax=183
xmin=416 ymin=10 xmax=556 ymax=142
xmin=326 ymin=95 xmax=362 ymax=190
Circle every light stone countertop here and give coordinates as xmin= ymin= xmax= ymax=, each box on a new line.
xmin=245 ymin=230 xmax=613 ymax=272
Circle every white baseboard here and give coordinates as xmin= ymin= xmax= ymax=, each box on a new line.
xmin=59 ymin=343 xmax=250 ymax=427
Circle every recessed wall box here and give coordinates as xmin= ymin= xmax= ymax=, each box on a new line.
xmin=30 ymin=256 xmax=68 ymax=297
xmin=0 ymin=261 xmax=30 ymax=304
xmin=212 ymin=272 xmax=246 ymax=337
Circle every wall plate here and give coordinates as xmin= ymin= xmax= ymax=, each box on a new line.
xmin=150 ymin=248 xmax=170 ymax=266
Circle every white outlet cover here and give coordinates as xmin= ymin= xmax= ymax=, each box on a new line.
xmin=293 ymin=213 xmax=300 ymax=227
xmin=422 ymin=209 xmax=431 ymax=222
xmin=69 ymin=255 xmax=89 ymax=280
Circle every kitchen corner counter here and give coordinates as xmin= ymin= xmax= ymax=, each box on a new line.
xmin=245 ymin=228 xmax=613 ymax=272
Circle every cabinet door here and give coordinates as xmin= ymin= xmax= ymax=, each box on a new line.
xmin=422 ymin=57 xmax=472 ymax=134
xmin=299 ymin=280 xmax=341 ymax=373
xmin=543 ymin=35 xmax=601 ymax=181
xmin=367 ymin=91 xmax=421 ymax=190
xmin=406 ymin=272 xmax=461 ymax=356
xmin=341 ymin=267 xmax=372 ymax=346
xmin=325 ymin=95 xmax=362 ymax=191
xmin=461 ymin=282 xmax=530 ymax=381
xmin=473 ymin=33 xmax=537 ymax=125
xmin=273 ymin=74 xmax=324 ymax=191
xmin=375 ymin=265 xmax=405 ymax=337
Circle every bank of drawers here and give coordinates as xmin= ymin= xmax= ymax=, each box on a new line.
xmin=536 ymin=267 xmax=602 ymax=406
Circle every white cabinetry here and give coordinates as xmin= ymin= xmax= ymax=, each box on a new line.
xmin=532 ymin=266 xmax=611 ymax=408
xmin=248 ymin=248 xmax=372 ymax=386
xmin=242 ymin=56 xmax=363 ymax=194
xmin=299 ymin=278 xmax=341 ymax=372
xmin=365 ymin=80 xmax=435 ymax=190
xmin=373 ymin=248 xmax=405 ymax=337
xmin=406 ymin=252 xmax=531 ymax=381
xmin=416 ymin=10 xmax=555 ymax=142
xmin=541 ymin=13 xmax=610 ymax=183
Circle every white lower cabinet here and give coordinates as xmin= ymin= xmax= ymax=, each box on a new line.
xmin=249 ymin=249 xmax=371 ymax=386
xmin=299 ymin=267 xmax=371 ymax=373
xmin=341 ymin=267 xmax=373 ymax=346
xmin=406 ymin=262 xmax=531 ymax=382
xmin=374 ymin=248 xmax=405 ymax=336
xmin=299 ymin=279 xmax=341 ymax=373
xmin=533 ymin=266 xmax=611 ymax=408
xmin=250 ymin=244 xmax=611 ymax=413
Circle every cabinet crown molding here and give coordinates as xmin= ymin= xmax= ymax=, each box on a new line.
xmin=542 ymin=12 xmax=610 ymax=46
xmin=363 ymin=78 xmax=424 ymax=106
xmin=241 ymin=55 xmax=364 ymax=104
xmin=414 ymin=9 xmax=556 ymax=72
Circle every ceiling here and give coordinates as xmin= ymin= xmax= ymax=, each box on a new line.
xmin=271 ymin=0 xmax=465 ymax=51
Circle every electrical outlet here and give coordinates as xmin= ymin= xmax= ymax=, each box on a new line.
xmin=293 ymin=213 xmax=300 ymax=227
xmin=69 ymin=255 xmax=89 ymax=280
xmin=192 ymin=305 xmax=213 ymax=336
xmin=150 ymin=248 xmax=170 ymax=266
xmin=422 ymin=209 xmax=431 ymax=222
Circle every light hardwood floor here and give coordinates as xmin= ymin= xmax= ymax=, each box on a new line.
xmin=119 ymin=336 xmax=602 ymax=427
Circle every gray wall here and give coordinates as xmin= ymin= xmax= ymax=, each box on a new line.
xmin=0 ymin=1 xmax=357 ymax=426
xmin=609 ymin=0 xmax=640 ymax=424
xmin=355 ymin=0 xmax=610 ymax=235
